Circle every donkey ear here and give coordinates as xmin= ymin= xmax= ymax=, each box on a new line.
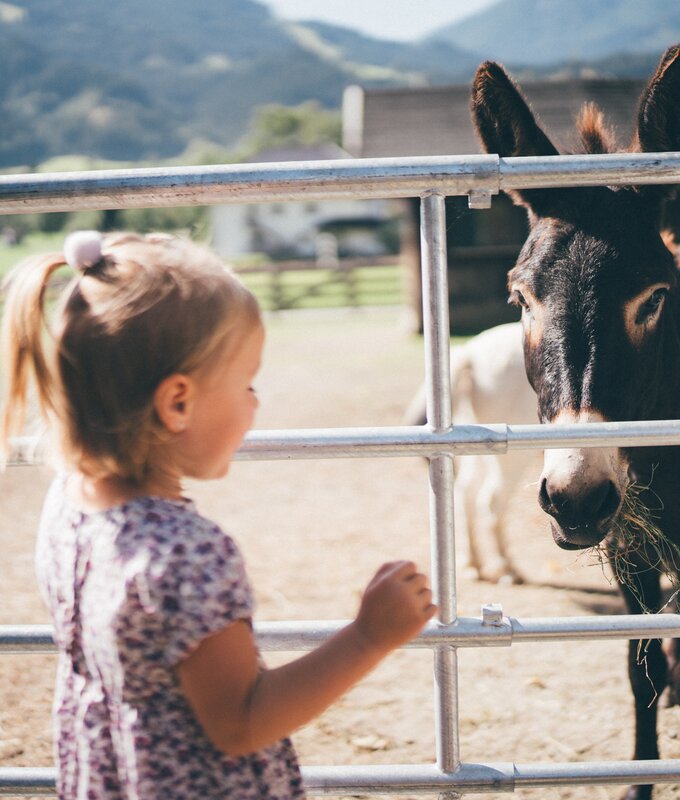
xmin=633 ymin=44 xmax=680 ymax=207
xmin=471 ymin=61 xmax=558 ymax=158
xmin=635 ymin=44 xmax=680 ymax=154
xmin=471 ymin=61 xmax=560 ymax=215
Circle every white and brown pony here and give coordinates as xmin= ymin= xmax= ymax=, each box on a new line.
xmin=404 ymin=322 xmax=537 ymax=583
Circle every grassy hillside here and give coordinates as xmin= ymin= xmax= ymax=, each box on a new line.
xmin=0 ymin=0 xmax=477 ymax=169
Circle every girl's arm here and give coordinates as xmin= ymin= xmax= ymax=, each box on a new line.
xmin=176 ymin=560 xmax=435 ymax=756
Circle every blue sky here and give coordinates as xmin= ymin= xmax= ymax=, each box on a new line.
xmin=260 ymin=0 xmax=499 ymax=42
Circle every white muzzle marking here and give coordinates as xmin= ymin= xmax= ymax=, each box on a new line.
xmin=542 ymin=409 xmax=627 ymax=498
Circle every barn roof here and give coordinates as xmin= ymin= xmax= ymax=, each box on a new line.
xmin=342 ymin=79 xmax=647 ymax=158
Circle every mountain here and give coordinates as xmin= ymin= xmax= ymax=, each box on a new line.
xmin=291 ymin=21 xmax=479 ymax=85
xmin=0 ymin=0 xmax=477 ymax=169
xmin=429 ymin=0 xmax=680 ymax=67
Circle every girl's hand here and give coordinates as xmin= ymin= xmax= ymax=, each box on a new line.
xmin=354 ymin=560 xmax=437 ymax=653
xmin=178 ymin=560 xmax=436 ymax=756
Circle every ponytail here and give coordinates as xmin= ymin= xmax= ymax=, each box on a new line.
xmin=0 ymin=253 xmax=68 ymax=464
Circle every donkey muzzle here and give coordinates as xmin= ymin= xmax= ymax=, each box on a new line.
xmin=538 ymin=441 xmax=626 ymax=548
xmin=538 ymin=476 xmax=622 ymax=548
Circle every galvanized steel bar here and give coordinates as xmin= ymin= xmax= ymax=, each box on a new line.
xmin=236 ymin=420 xmax=680 ymax=459
xmin=257 ymin=613 xmax=680 ymax=648
xmin=6 ymin=614 xmax=680 ymax=654
xmin=421 ymin=193 xmax=454 ymax=442
xmin=1 ymin=152 xmax=680 ymax=214
xmin=11 ymin=419 xmax=680 ymax=466
xmin=306 ymin=759 xmax=680 ymax=793
xmin=0 ymin=155 xmax=498 ymax=214
xmin=5 ymin=759 xmax=680 ymax=796
xmin=0 ymin=625 xmax=55 ymax=653
xmin=420 ymin=192 xmax=460 ymax=777
xmin=500 ymin=152 xmax=680 ymax=192
xmin=510 ymin=759 xmax=680 ymax=789
xmin=509 ymin=614 xmax=680 ymax=642
xmin=0 ymin=768 xmax=55 ymax=796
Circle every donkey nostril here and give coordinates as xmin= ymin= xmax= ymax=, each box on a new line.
xmin=583 ymin=480 xmax=620 ymax=520
xmin=539 ymin=478 xmax=620 ymax=525
xmin=538 ymin=478 xmax=572 ymax=517
xmin=538 ymin=477 xmax=553 ymax=513
xmin=538 ymin=478 xmax=571 ymax=517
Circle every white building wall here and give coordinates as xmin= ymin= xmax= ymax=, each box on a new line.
xmin=211 ymin=198 xmax=396 ymax=260
xmin=211 ymin=205 xmax=252 ymax=258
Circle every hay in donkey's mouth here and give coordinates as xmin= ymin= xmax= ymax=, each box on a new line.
xmin=583 ymin=478 xmax=680 ymax=613
xmin=580 ymin=478 xmax=680 ymax=679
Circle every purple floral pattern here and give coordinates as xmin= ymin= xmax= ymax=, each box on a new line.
xmin=36 ymin=476 xmax=305 ymax=799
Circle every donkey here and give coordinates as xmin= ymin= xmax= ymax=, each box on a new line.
xmin=471 ymin=45 xmax=680 ymax=800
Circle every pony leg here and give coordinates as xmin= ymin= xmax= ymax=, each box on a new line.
xmin=455 ymin=459 xmax=484 ymax=578
xmin=487 ymin=514 xmax=524 ymax=584
xmin=474 ymin=457 xmax=523 ymax=583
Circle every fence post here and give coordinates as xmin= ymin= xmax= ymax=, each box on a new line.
xmin=420 ymin=191 xmax=459 ymax=782
xmin=340 ymin=262 xmax=358 ymax=307
xmin=269 ymin=263 xmax=284 ymax=311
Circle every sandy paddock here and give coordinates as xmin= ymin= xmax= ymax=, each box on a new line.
xmin=1 ymin=307 xmax=679 ymax=800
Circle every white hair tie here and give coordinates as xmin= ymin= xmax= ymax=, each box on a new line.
xmin=64 ymin=230 xmax=103 ymax=272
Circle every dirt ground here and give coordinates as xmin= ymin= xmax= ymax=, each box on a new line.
xmin=1 ymin=306 xmax=680 ymax=800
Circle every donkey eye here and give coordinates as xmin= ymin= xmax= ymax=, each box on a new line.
xmin=635 ymin=287 xmax=668 ymax=325
xmin=508 ymin=289 xmax=529 ymax=309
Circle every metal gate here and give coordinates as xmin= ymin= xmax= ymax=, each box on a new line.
xmin=3 ymin=152 xmax=680 ymax=795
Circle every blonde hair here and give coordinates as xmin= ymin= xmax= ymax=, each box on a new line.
xmin=1 ymin=232 xmax=261 ymax=483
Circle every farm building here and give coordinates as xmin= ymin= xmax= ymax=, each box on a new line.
xmin=342 ymin=78 xmax=647 ymax=333
xmin=211 ymin=143 xmax=400 ymax=262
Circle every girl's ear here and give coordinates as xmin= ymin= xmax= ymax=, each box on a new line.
xmin=153 ymin=374 xmax=195 ymax=433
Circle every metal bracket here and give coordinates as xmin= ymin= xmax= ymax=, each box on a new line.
xmin=467 ymin=187 xmax=493 ymax=209
xmin=481 ymin=603 xmax=504 ymax=627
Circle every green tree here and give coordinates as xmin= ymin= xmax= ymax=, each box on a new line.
xmin=242 ymin=101 xmax=341 ymax=155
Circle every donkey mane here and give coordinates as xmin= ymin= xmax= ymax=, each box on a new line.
xmin=575 ymin=102 xmax=618 ymax=154
xmin=574 ymin=102 xmax=680 ymax=264
xmin=661 ymin=228 xmax=680 ymax=262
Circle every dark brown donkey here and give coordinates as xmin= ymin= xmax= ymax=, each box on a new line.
xmin=471 ymin=46 xmax=680 ymax=800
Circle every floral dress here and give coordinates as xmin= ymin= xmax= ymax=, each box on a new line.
xmin=36 ymin=476 xmax=305 ymax=800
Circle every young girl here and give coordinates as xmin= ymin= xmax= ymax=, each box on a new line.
xmin=0 ymin=230 xmax=436 ymax=800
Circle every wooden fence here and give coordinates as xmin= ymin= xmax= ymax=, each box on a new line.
xmin=235 ymin=255 xmax=401 ymax=311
